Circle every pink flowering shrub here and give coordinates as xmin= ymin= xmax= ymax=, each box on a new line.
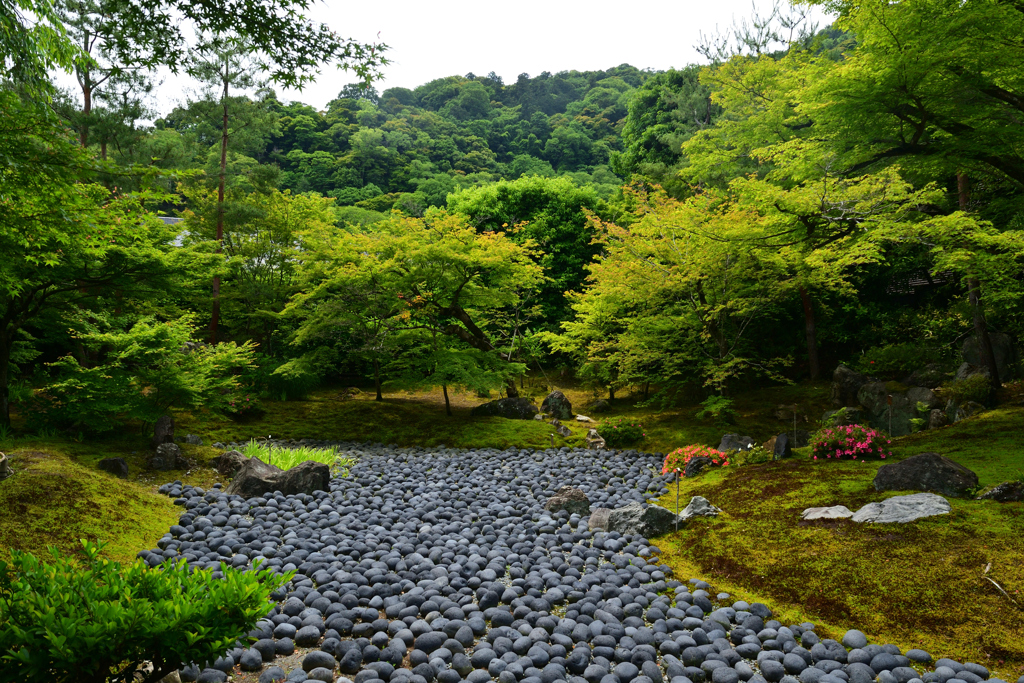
xmin=810 ymin=424 xmax=891 ymax=461
xmin=663 ymin=444 xmax=730 ymax=474
xmin=602 ymin=418 xmax=646 ymax=448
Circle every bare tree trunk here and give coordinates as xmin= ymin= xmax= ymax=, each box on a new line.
xmin=958 ymin=173 xmax=1000 ymax=392
xmin=608 ymin=386 xmax=615 ymax=401
xmin=210 ymin=63 xmax=229 ymax=344
xmin=505 ymin=379 xmax=519 ymax=398
xmin=442 ymin=384 xmax=452 ymax=416
xmin=373 ymin=358 xmax=382 ymax=401
xmin=79 ymin=79 xmax=91 ymax=147
xmin=799 ymin=286 xmax=819 ymax=380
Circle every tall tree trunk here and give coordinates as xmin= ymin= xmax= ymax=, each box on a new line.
xmin=210 ymin=65 xmax=229 ymax=344
xmin=0 ymin=330 xmax=10 ymax=428
xmin=958 ymin=173 xmax=1001 ymax=392
xmin=608 ymin=386 xmax=615 ymax=401
xmin=442 ymin=384 xmax=452 ymax=416
xmin=799 ymin=286 xmax=820 ymax=380
xmin=505 ymin=379 xmax=519 ymax=398
xmin=79 ymin=68 xmax=92 ymax=147
xmin=373 ymin=358 xmax=382 ymax=401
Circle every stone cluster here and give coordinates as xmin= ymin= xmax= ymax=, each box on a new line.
xmin=143 ymin=443 xmax=1018 ymax=683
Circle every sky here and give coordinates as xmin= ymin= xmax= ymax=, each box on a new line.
xmin=57 ymin=0 xmax=834 ymax=115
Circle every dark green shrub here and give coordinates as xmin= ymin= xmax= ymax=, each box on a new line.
xmin=941 ymin=373 xmax=992 ymax=405
xmin=601 ymin=417 xmax=646 ymax=449
xmin=856 ymin=343 xmax=940 ymax=378
xmin=694 ymin=395 xmax=737 ymax=425
xmin=0 ymin=541 xmax=289 ymax=683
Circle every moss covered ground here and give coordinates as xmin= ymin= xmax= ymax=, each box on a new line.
xmin=1 ymin=379 xmax=1021 ymax=678
xmin=651 ymin=407 xmax=1024 ymax=679
xmin=0 ymin=446 xmax=182 ymax=564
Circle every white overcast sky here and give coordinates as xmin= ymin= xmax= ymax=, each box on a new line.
xmin=59 ymin=0 xmax=835 ymax=115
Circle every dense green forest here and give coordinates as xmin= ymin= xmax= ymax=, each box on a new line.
xmin=3 ymin=0 xmax=1024 ymax=431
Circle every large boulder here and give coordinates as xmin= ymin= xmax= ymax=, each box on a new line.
xmin=586 ymin=399 xmax=612 ymax=414
xmin=679 ymin=496 xmax=721 ymax=521
xmin=801 ymin=506 xmax=853 ymax=521
xmin=906 ymin=386 xmax=941 ymax=411
xmin=224 ymin=457 xmax=330 ymax=498
xmin=857 ymin=382 xmax=917 ymax=437
xmin=606 ymin=502 xmax=684 ymax=538
xmin=98 ymin=457 xmax=129 ymax=479
xmin=587 ymin=508 xmax=612 ymax=531
xmin=978 ymin=481 xmax=1024 ymax=503
xmin=212 ymin=450 xmax=248 ymax=477
xmin=822 ymin=407 xmax=863 ymax=428
xmin=717 ymin=434 xmax=754 ymax=453
xmin=962 ymin=332 xmax=1019 ymax=382
xmin=928 ymin=408 xmax=948 ymax=430
xmin=874 ymin=453 xmax=979 ymax=498
xmin=152 ymin=414 xmax=175 ymax=448
xmin=585 ymin=428 xmax=606 ymax=450
xmin=683 ymin=456 xmax=714 ymax=478
xmin=470 ymin=397 xmax=538 ymax=420
xmin=831 ymin=365 xmax=869 ymax=407
xmin=541 ymin=391 xmax=573 ymax=420
xmin=0 ymin=452 xmax=12 ymax=481
xmin=905 ymin=364 xmax=947 ymax=389
xmin=765 ymin=433 xmax=791 ymax=460
xmin=545 ymin=487 xmax=591 ymax=516
xmin=789 ymin=429 xmax=810 ymax=448
xmin=850 ymin=493 xmax=951 ymax=523
xmin=149 ymin=443 xmax=186 ymax=471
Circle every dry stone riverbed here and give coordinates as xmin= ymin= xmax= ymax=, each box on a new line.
xmin=143 ymin=443 xmax=1021 ymax=683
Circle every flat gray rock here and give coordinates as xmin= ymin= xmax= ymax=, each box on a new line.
xmin=802 ymin=505 xmax=853 ymax=520
xmin=680 ymin=496 xmax=721 ymax=521
xmin=851 ymin=493 xmax=951 ymax=523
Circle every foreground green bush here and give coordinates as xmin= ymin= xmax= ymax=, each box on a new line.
xmin=0 ymin=541 xmax=290 ymax=683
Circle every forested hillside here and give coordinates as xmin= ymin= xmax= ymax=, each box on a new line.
xmin=147 ymin=66 xmax=652 ymax=211
xmin=3 ymin=0 xmax=1024 ymax=431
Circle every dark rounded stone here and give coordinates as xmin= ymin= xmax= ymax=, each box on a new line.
xmin=258 ymin=666 xmax=287 ymax=683
xmin=617 ymin=663 xmax=641 ymax=683
xmin=417 ymin=632 xmax=448 ymax=654
xmin=254 ymin=638 xmax=277 ymax=662
xmin=472 ymin=650 xmax=498 ymax=669
xmin=783 ymin=654 xmax=807 ymax=676
xmin=846 ymin=663 xmax=876 ymax=683
xmin=870 ymin=654 xmax=900 ymax=674
xmin=760 ymin=664 xmax=785 ymax=683
xmin=295 ymin=625 xmax=323 ymax=647
xmin=240 ymin=648 xmax=264 ymax=672
xmin=303 ymin=651 xmax=337 ymax=673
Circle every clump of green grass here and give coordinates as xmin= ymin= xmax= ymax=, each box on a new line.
xmin=240 ymin=440 xmax=354 ymax=476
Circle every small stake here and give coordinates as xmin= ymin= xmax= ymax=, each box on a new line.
xmin=675 ymin=469 xmax=680 ymax=533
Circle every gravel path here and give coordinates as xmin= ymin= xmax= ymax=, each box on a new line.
xmin=146 ymin=443 xmax=1021 ymax=683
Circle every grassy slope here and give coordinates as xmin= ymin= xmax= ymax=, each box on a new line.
xmin=0 ymin=446 xmax=182 ymax=563
xmin=651 ymin=407 xmax=1024 ymax=678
